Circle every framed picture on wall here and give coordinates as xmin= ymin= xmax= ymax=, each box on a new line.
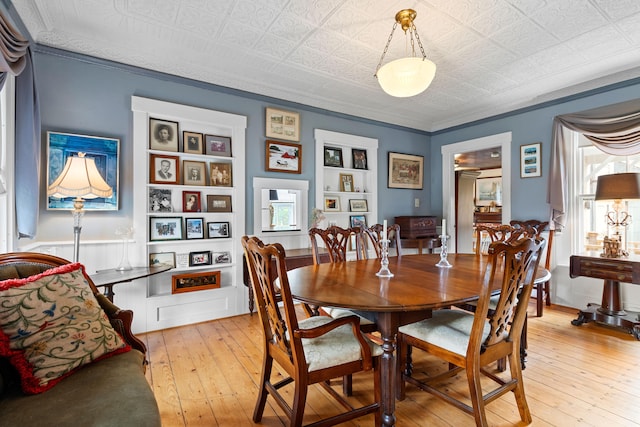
xmin=46 ymin=131 xmax=120 ymax=211
xmin=172 ymin=270 xmax=220 ymax=294
xmin=182 ymin=191 xmax=201 ymax=212
xmin=520 ymin=142 xmax=542 ymax=178
xmin=150 ymin=154 xmax=180 ymax=185
xmin=475 ymin=177 xmax=502 ymax=206
xmin=265 ymin=107 xmax=300 ymax=142
xmin=265 ymin=140 xmax=302 ymax=173
xmin=149 ymin=118 xmax=179 ymax=152
xmin=183 ymin=160 xmax=207 ymax=186
xmin=183 ymin=131 xmax=203 ymax=154
xmin=205 ymin=135 xmax=232 ymax=157
xmin=388 ymin=152 xmax=424 ymax=189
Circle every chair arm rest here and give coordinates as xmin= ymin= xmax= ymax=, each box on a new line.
xmin=95 ymin=293 xmax=148 ymax=357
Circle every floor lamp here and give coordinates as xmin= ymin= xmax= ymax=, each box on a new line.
xmin=47 ymin=153 xmax=113 ymax=262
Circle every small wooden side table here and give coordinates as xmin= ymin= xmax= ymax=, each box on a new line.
xmin=91 ymin=265 xmax=172 ymax=302
xmin=569 ymin=253 xmax=640 ymax=339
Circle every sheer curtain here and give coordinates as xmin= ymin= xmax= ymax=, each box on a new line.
xmin=0 ymin=10 xmax=40 ymax=239
xmin=548 ymin=99 xmax=640 ymax=230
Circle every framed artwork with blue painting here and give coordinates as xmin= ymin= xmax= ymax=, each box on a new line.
xmin=46 ymin=131 xmax=119 ymax=210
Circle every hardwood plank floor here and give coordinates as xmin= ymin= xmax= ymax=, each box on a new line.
xmin=140 ymin=304 xmax=640 ymax=426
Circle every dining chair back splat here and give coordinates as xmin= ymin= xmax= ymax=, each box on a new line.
xmin=363 ymin=223 xmax=402 ymax=258
xmin=241 ymin=236 xmax=382 ymax=427
xmin=309 ymin=225 xmax=366 ymax=264
xmin=510 ymin=220 xmax=553 ymax=317
xmin=474 ymin=224 xmax=526 ymax=256
xmin=397 ymin=237 xmax=545 ymax=427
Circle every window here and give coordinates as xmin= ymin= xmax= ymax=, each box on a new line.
xmin=574 ymin=135 xmax=640 ymax=254
xmin=252 ymin=177 xmax=308 ymax=236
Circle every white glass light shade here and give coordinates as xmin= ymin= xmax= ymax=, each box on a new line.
xmin=48 ymin=155 xmax=113 ymax=199
xmin=377 ymin=57 xmax=436 ymax=98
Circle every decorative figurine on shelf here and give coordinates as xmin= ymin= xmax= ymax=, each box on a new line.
xmin=310 ymin=208 xmax=325 ymax=229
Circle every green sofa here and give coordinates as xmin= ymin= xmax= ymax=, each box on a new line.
xmin=0 ymin=252 xmax=161 ymax=427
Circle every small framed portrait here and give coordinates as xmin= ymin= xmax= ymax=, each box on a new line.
xmin=148 ymin=188 xmax=172 ymax=212
xmin=183 ymin=131 xmax=203 ymax=154
xmin=324 ymin=146 xmax=343 ymax=168
xmin=388 ymin=151 xmax=424 ymax=189
xmin=182 ymin=191 xmax=201 ymax=212
xmin=149 ymin=217 xmax=183 ymax=241
xmin=183 ymin=160 xmax=207 ymax=186
xmin=150 ymin=154 xmax=179 ymax=184
xmin=324 ymin=196 xmax=340 ymax=212
xmin=185 ymin=217 xmax=205 ymax=239
xmin=352 ymin=149 xmax=368 ymax=170
xmin=206 ymin=195 xmax=232 ymax=212
xmin=172 ymin=270 xmax=220 ymax=294
xmin=207 ymin=221 xmax=230 ymax=238
xmin=149 ymin=252 xmax=176 ymax=268
xmin=350 ymin=215 xmax=367 ymax=230
xmin=187 ymin=251 xmax=212 ymax=267
xmin=209 ymin=162 xmax=232 ymax=186
xmin=265 ymin=107 xmax=300 ymax=142
xmin=339 ymin=173 xmax=354 ymax=192
xmin=349 ymin=199 xmax=368 ymax=212
xmin=520 ymin=142 xmax=542 ymax=178
xmin=205 ymin=135 xmax=232 ymax=157
xmin=265 ymin=140 xmax=302 ymax=174
xmin=149 ymin=118 xmax=179 ymax=152
xmin=212 ymin=251 xmax=231 ymax=264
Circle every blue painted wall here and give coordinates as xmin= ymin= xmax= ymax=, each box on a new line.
xmin=32 ymin=49 xmax=432 ymax=241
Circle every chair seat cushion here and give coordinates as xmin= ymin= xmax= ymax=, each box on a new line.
xmin=297 ymin=316 xmax=382 ymax=372
xmin=322 ymin=307 xmax=375 ymax=325
xmin=399 ymin=309 xmax=491 ymax=356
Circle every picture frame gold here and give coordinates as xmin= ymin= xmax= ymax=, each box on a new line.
xmin=339 ymin=173 xmax=354 ymax=192
xmin=388 ymin=152 xmax=424 ymax=190
xmin=265 ymin=107 xmax=300 ymax=142
xmin=183 ymin=160 xmax=207 ymax=186
xmin=171 ymin=270 xmax=220 ymax=294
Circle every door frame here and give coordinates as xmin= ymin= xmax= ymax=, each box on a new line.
xmin=441 ymin=132 xmax=512 ymax=253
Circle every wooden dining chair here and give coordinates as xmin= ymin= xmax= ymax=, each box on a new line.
xmin=474 ymin=224 xmax=525 ymax=255
xmin=363 ymin=223 xmax=402 ymax=258
xmin=241 ymin=236 xmax=382 ymax=426
xmin=309 ymin=225 xmax=366 ymax=264
xmin=510 ymin=220 xmax=553 ymax=317
xmin=397 ymin=237 xmax=545 ymax=427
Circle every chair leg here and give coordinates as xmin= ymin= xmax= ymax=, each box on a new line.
xmin=253 ymin=355 xmax=273 ymax=422
xmin=343 ymin=374 xmax=353 ymax=396
xmin=466 ymin=363 xmax=489 ymax=427
xmin=545 ymin=280 xmax=551 ymax=306
xmin=508 ymin=351 xmax=532 ymax=424
xmin=291 ymin=377 xmax=308 ymax=427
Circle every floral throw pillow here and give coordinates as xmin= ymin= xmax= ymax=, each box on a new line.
xmin=0 ymin=262 xmax=130 ymax=394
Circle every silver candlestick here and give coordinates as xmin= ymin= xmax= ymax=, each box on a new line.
xmin=376 ymin=239 xmax=394 ymax=277
xmin=436 ymin=234 xmax=452 ymax=268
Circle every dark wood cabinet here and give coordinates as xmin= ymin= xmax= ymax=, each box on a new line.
xmin=394 ymin=216 xmax=441 ymax=254
xmin=569 ymin=253 xmax=640 ymax=339
xmin=473 ymin=212 xmax=502 ymax=224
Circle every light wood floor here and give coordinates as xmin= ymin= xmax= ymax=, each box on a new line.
xmin=140 ymin=304 xmax=640 ymax=426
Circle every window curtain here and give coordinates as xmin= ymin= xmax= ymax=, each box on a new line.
xmin=548 ymin=99 xmax=640 ymax=230
xmin=0 ymin=10 xmax=40 ymax=239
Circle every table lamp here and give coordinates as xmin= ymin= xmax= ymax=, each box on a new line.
xmin=594 ymin=172 xmax=640 ymax=256
xmin=47 ymin=152 xmax=113 ymax=262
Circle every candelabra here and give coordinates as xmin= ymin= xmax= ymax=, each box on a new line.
xmin=376 ymin=239 xmax=394 ymax=277
xmin=436 ymin=234 xmax=452 ymax=268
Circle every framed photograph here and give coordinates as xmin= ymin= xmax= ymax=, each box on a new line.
xmin=188 ymin=251 xmax=212 ymax=267
xmin=324 ymin=196 xmax=340 ymax=212
xmin=265 ymin=140 xmax=302 ymax=174
xmin=339 ymin=173 xmax=354 ymax=192
xmin=149 ymin=188 xmax=172 ymax=212
xmin=149 ymin=118 xmax=179 ymax=152
xmin=475 ymin=177 xmax=503 ymax=206
xmin=352 ymin=148 xmax=368 ymax=170
xmin=182 ymin=191 xmax=201 ymax=212
xmin=172 ymin=270 xmax=220 ymax=294
xmin=520 ymin=142 xmax=542 ymax=178
xmin=350 ymin=215 xmax=367 ymax=230
xmin=149 ymin=217 xmax=183 ymax=241
xmin=388 ymin=152 xmax=424 ymax=189
xmin=207 ymin=221 xmax=230 ymax=238
xmin=209 ymin=162 xmax=232 ymax=186
xmin=212 ymin=251 xmax=231 ymax=264
xmin=150 ymin=154 xmax=180 ymax=184
xmin=149 ymin=252 xmax=176 ymax=268
xmin=183 ymin=131 xmax=203 ymax=154
xmin=46 ymin=131 xmax=119 ymax=211
xmin=324 ymin=146 xmax=343 ymax=168
xmin=185 ymin=217 xmax=205 ymax=239
xmin=207 ymin=194 xmax=232 ymax=212
xmin=183 ymin=160 xmax=207 ymax=186
xmin=349 ymin=199 xmax=368 ymax=212
xmin=204 ymin=135 xmax=232 ymax=157
xmin=265 ymin=107 xmax=300 ymax=142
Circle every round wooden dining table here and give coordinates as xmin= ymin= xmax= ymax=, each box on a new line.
xmin=287 ymin=253 xmax=550 ymax=427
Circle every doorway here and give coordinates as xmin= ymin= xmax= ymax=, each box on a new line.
xmin=441 ymin=132 xmax=512 ymax=253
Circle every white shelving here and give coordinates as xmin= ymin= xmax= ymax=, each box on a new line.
xmin=127 ymin=96 xmax=247 ymax=333
xmin=314 ymin=129 xmax=378 ymax=232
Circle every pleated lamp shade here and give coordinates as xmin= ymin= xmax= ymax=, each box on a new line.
xmin=48 ymin=153 xmax=112 ymax=199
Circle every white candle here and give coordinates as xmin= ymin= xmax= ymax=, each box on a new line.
xmin=442 ymin=218 xmax=446 ymax=235
xmin=383 ymin=220 xmax=387 ymax=241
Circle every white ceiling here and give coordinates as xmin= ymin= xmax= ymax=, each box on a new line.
xmin=11 ymin=0 xmax=640 ymax=132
